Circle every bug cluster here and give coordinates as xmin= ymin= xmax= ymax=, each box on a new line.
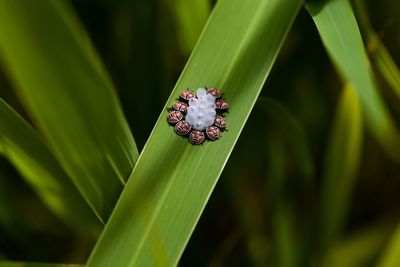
xmin=167 ymin=87 xmax=229 ymax=145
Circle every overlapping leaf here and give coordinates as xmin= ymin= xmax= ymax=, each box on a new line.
xmin=320 ymin=85 xmax=363 ymax=248
xmin=0 ymin=99 xmax=101 ymax=236
xmin=0 ymin=0 xmax=139 ymax=221
xmin=306 ymin=0 xmax=400 ymax=161
xmin=86 ymin=0 xmax=303 ymax=266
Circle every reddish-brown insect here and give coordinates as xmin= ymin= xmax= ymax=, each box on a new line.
xmin=207 ymin=88 xmax=221 ymax=98
xmin=167 ymin=110 xmax=184 ymax=124
xmin=189 ymin=130 xmax=205 ymax=145
xmin=206 ymin=126 xmax=221 ymax=141
xmin=180 ymin=89 xmax=195 ymax=101
xmin=214 ymin=116 xmax=227 ymax=129
xmin=175 ymin=120 xmax=192 ymax=136
xmin=173 ymin=101 xmax=188 ymax=114
xmin=216 ymin=99 xmax=229 ymax=110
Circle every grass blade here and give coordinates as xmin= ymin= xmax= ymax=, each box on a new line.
xmin=0 ymin=99 xmax=101 ymax=236
xmin=320 ymin=85 xmax=363 ymax=249
xmin=0 ymin=0 xmax=138 ymax=221
xmin=353 ymin=0 xmax=400 ymax=101
xmin=306 ymin=0 xmax=400 ymax=161
xmin=373 ymin=42 xmax=400 ymax=100
xmin=86 ymin=0 xmax=303 ymax=266
xmin=0 ymin=262 xmax=82 ymax=267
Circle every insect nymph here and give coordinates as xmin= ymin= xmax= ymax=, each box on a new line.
xmin=175 ymin=120 xmax=192 ymax=136
xmin=167 ymin=110 xmax=184 ymax=124
xmin=189 ymin=130 xmax=205 ymax=145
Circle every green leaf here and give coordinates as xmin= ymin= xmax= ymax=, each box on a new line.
xmin=353 ymin=0 xmax=400 ymax=101
xmin=0 ymin=99 xmax=101 ymax=237
xmin=0 ymin=0 xmax=138 ymax=221
xmin=306 ymin=0 xmax=400 ymax=162
xmin=0 ymin=262 xmax=82 ymax=267
xmin=376 ymin=223 xmax=400 ymax=267
xmin=373 ymin=41 xmax=400 ymax=100
xmin=320 ymin=85 xmax=363 ymax=249
xmin=86 ymin=0 xmax=303 ymax=266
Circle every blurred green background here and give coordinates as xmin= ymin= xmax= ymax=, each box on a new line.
xmin=0 ymin=0 xmax=399 ymax=266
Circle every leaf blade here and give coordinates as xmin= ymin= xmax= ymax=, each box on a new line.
xmin=353 ymin=0 xmax=400 ymax=101
xmin=0 ymin=0 xmax=138 ymax=220
xmin=86 ymin=0 xmax=303 ymax=266
xmin=320 ymin=85 xmax=363 ymax=249
xmin=306 ymin=0 xmax=400 ymax=161
xmin=0 ymin=99 xmax=101 ymax=236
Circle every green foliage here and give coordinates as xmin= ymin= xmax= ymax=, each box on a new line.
xmin=0 ymin=99 xmax=100 ymax=237
xmin=86 ymin=0 xmax=302 ymax=266
xmin=0 ymin=0 xmax=399 ymax=266
xmin=0 ymin=0 xmax=138 ymax=222
xmin=320 ymin=85 xmax=363 ymax=249
xmin=306 ymin=0 xmax=400 ymax=162
xmin=353 ymin=0 xmax=400 ymax=101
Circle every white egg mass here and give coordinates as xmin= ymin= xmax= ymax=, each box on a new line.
xmin=185 ymin=88 xmax=217 ymax=130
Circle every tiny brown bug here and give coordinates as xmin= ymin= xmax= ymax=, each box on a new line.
xmin=175 ymin=120 xmax=192 ymax=136
xmin=173 ymin=101 xmax=188 ymax=114
xmin=207 ymin=88 xmax=221 ymax=98
xmin=180 ymin=89 xmax=196 ymax=101
xmin=189 ymin=130 xmax=205 ymax=145
xmin=206 ymin=126 xmax=221 ymax=141
xmin=214 ymin=116 xmax=227 ymax=129
xmin=216 ymin=99 xmax=229 ymax=111
xmin=167 ymin=110 xmax=184 ymax=124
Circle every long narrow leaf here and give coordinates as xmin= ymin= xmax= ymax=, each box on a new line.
xmin=0 ymin=0 xmax=138 ymax=221
xmin=320 ymin=85 xmax=363 ymax=249
xmin=306 ymin=0 xmax=400 ymax=161
xmin=86 ymin=0 xmax=303 ymax=266
xmin=353 ymin=0 xmax=400 ymax=101
xmin=0 ymin=99 xmax=101 ymax=236
xmin=373 ymin=42 xmax=400 ymax=100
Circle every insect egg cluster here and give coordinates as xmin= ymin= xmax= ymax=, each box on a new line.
xmin=167 ymin=87 xmax=229 ymax=145
xmin=186 ymin=89 xmax=216 ymax=130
